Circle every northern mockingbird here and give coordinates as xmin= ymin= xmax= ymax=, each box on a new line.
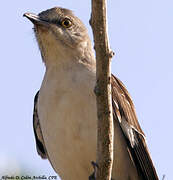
xmin=24 ymin=7 xmax=159 ymax=180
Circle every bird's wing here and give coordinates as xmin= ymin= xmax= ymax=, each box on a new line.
xmin=33 ymin=91 xmax=47 ymax=159
xmin=111 ymin=75 xmax=159 ymax=180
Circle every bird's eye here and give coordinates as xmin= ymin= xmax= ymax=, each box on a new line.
xmin=61 ymin=18 xmax=72 ymax=28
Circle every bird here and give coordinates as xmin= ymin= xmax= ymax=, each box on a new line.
xmin=24 ymin=7 xmax=159 ymax=180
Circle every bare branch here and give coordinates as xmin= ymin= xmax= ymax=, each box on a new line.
xmin=90 ymin=0 xmax=114 ymax=180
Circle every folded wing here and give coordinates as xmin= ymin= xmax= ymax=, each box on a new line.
xmin=111 ymin=75 xmax=159 ymax=180
xmin=33 ymin=91 xmax=47 ymax=159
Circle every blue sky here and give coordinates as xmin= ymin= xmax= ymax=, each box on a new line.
xmin=0 ymin=0 xmax=172 ymax=179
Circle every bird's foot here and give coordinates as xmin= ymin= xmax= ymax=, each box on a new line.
xmin=89 ymin=161 xmax=115 ymax=180
xmin=89 ymin=161 xmax=98 ymax=180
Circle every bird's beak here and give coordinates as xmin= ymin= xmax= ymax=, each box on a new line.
xmin=23 ymin=13 xmax=49 ymax=27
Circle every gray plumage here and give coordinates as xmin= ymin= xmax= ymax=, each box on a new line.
xmin=24 ymin=7 xmax=159 ymax=180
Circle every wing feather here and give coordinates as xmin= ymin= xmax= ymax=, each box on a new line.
xmin=33 ymin=91 xmax=47 ymax=159
xmin=111 ymin=75 xmax=158 ymax=180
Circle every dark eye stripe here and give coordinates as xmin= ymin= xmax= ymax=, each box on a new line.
xmin=50 ymin=19 xmax=61 ymax=25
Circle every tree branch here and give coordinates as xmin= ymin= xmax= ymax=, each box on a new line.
xmin=90 ymin=0 xmax=114 ymax=180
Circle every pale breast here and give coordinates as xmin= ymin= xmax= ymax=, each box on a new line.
xmin=38 ymin=66 xmax=140 ymax=180
xmin=38 ymin=66 xmax=97 ymax=179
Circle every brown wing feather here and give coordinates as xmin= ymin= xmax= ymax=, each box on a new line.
xmin=33 ymin=91 xmax=47 ymax=159
xmin=111 ymin=75 xmax=159 ymax=180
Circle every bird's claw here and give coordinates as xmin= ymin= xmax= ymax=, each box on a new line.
xmin=89 ymin=161 xmax=115 ymax=180
xmin=89 ymin=161 xmax=98 ymax=180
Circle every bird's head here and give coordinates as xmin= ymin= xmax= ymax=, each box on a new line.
xmin=24 ymin=7 xmax=95 ymax=68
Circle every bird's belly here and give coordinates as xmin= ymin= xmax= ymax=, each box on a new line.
xmin=38 ymin=89 xmax=139 ymax=180
xmin=38 ymin=90 xmax=97 ymax=179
